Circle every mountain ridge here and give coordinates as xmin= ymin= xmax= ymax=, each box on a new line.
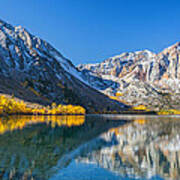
xmin=0 ymin=18 xmax=127 ymax=113
xmin=78 ymin=42 xmax=180 ymax=111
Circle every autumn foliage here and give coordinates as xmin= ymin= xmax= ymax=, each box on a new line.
xmin=0 ymin=95 xmax=85 ymax=115
xmin=133 ymin=105 xmax=149 ymax=111
xmin=158 ymin=109 xmax=180 ymax=115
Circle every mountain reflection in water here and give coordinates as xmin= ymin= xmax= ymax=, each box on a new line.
xmin=0 ymin=115 xmax=180 ymax=180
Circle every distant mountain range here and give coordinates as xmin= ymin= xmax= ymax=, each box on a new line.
xmin=78 ymin=43 xmax=180 ymax=111
xmin=0 ymin=19 xmax=126 ymax=113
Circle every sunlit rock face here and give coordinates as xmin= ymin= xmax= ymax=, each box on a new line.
xmin=78 ymin=43 xmax=180 ymax=110
xmin=0 ymin=19 xmax=127 ymax=112
xmin=76 ymin=118 xmax=180 ymax=179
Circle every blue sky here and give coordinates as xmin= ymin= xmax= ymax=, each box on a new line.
xmin=1 ymin=0 xmax=180 ymax=64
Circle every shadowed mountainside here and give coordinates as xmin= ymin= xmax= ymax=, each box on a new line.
xmin=0 ymin=19 xmax=128 ymax=113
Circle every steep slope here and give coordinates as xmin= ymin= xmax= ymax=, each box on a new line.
xmin=78 ymin=43 xmax=180 ymax=110
xmin=0 ymin=19 xmax=127 ymax=113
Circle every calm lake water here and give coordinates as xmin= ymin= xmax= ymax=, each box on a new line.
xmin=0 ymin=115 xmax=180 ymax=180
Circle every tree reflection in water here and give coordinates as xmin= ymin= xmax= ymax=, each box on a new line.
xmin=0 ymin=115 xmax=180 ymax=180
xmin=0 ymin=115 xmax=127 ymax=179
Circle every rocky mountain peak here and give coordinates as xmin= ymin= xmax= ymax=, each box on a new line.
xmin=159 ymin=42 xmax=180 ymax=59
xmin=78 ymin=42 xmax=180 ymax=110
xmin=0 ymin=19 xmax=126 ymax=112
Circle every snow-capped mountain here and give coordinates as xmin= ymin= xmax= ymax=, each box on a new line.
xmin=0 ymin=19 xmax=126 ymax=112
xmin=78 ymin=43 xmax=180 ymax=110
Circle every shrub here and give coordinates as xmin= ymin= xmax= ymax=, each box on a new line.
xmin=0 ymin=96 xmax=86 ymax=115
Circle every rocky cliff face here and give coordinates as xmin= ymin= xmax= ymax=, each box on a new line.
xmin=78 ymin=43 xmax=180 ymax=110
xmin=0 ymin=19 xmax=127 ymax=112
